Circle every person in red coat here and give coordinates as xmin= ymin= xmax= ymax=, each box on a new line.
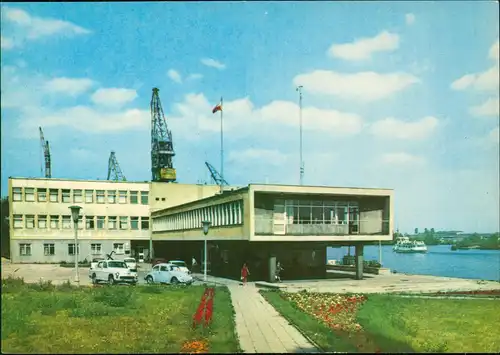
xmin=241 ymin=263 xmax=250 ymax=285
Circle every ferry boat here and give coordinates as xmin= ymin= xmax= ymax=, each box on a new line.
xmin=393 ymin=237 xmax=428 ymax=253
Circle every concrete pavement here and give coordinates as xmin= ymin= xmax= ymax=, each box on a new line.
xmin=228 ymin=283 xmax=319 ymax=353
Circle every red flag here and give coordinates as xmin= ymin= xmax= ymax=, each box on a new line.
xmin=212 ymin=101 xmax=222 ymax=114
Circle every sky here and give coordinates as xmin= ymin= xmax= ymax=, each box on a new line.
xmin=1 ymin=1 xmax=499 ymax=234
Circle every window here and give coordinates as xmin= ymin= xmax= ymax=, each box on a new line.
xmin=20 ymin=243 xmax=31 ymax=256
xmin=86 ymin=216 xmax=95 ymax=230
xmin=97 ymin=216 xmax=105 ymax=229
xmin=141 ymin=191 xmax=149 ymax=205
xmin=62 ymin=215 xmax=72 ymax=229
xmin=336 ymin=206 xmax=347 ymax=224
xmin=108 ymin=216 xmax=117 ymax=230
xmin=49 ymin=189 xmax=59 ymax=202
xmin=38 ymin=215 xmax=47 ymax=229
xmin=107 ymin=190 xmax=116 ymax=204
xmin=50 ymin=215 xmax=59 ymax=229
xmin=68 ymin=243 xmax=80 ymax=255
xmin=161 ymin=197 xmax=166 ymax=201
xmin=12 ymin=187 xmax=22 ymax=201
xmin=85 ymin=190 xmax=93 ymax=203
xmin=25 ymin=188 xmax=35 ymax=202
xmin=120 ymin=216 xmax=128 ymax=230
xmin=78 ymin=216 xmax=83 ymax=230
xmin=311 ymin=205 xmax=324 ymax=224
xmin=73 ymin=189 xmax=83 ymax=203
xmin=13 ymin=215 xmax=23 ymax=229
xmin=62 ymin=189 xmax=71 ymax=203
xmin=96 ymin=190 xmax=105 ymax=203
xmin=119 ymin=190 xmax=127 ymax=204
xmin=44 ymin=243 xmax=55 ymax=256
xmin=130 ymin=217 xmax=139 ymax=230
xmin=141 ymin=216 xmax=150 ymax=230
xmin=113 ymin=243 xmax=124 ymax=254
xmin=130 ymin=191 xmax=138 ymax=204
xmin=155 ymin=197 xmax=160 ymax=201
xmin=37 ymin=188 xmax=47 ymax=202
xmin=25 ymin=215 xmax=35 ymax=229
xmin=91 ymin=243 xmax=102 ymax=254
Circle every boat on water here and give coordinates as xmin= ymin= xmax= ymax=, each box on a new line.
xmin=393 ymin=237 xmax=428 ymax=253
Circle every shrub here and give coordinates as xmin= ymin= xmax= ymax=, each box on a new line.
xmin=2 ymin=276 xmax=25 ymax=292
xmin=27 ymin=279 xmax=55 ymax=292
xmin=93 ymin=286 xmax=135 ymax=307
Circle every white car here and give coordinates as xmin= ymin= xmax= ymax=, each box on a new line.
xmin=145 ymin=263 xmax=194 ymax=285
xmin=169 ymin=260 xmax=191 ymax=274
xmin=89 ymin=260 xmax=138 ymax=285
xmin=123 ymin=257 xmax=138 ymax=272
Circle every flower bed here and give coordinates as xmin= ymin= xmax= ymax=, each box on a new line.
xmin=180 ymin=339 xmax=208 ymax=354
xmin=281 ymin=291 xmax=367 ymax=332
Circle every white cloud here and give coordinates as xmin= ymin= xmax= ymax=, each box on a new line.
xmin=405 ymin=13 xmax=416 ymax=25
xmin=167 ymin=93 xmax=364 ymax=140
xmin=187 ymin=73 xmax=203 ymax=80
xmin=470 ymin=98 xmax=500 ymax=117
xmin=451 ymin=66 xmax=499 ymax=92
xmin=381 ymin=152 xmax=426 ymax=166
xmin=1 ymin=35 xmax=15 ymax=49
xmin=2 ymin=7 xmax=91 ymax=43
xmin=18 ymin=106 xmax=150 ymax=135
xmin=167 ymin=69 xmax=182 ymax=84
xmin=44 ymin=77 xmax=95 ymax=96
xmin=489 ymin=39 xmax=499 ymax=61
xmin=293 ymin=70 xmax=419 ymax=102
xmin=90 ymin=88 xmax=138 ymax=107
xmin=451 ymin=39 xmax=500 ymax=92
xmin=370 ymin=116 xmax=439 ymax=140
xmin=200 ymin=58 xmax=226 ymax=70
xmin=327 ymin=31 xmax=399 ymax=61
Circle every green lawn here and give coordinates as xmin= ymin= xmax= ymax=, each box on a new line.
xmin=261 ymin=290 xmax=500 ymax=353
xmin=1 ymin=277 xmax=240 ymax=354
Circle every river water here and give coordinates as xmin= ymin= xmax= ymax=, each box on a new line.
xmin=327 ymin=244 xmax=500 ymax=282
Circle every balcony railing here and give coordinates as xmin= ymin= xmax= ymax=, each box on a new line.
xmin=254 ymin=216 xmax=390 ymax=236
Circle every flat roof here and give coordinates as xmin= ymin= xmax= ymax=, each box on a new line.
xmin=249 ymin=183 xmax=394 ymax=191
xmin=9 ymin=176 xmax=150 ymax=184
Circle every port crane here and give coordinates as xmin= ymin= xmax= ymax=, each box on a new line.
xmin=39 ymin=127 xmax=51 ymax=178
xmin=151 ymin=88 xmax=176 ymax=182
xmin=205 ymin=161 xmax=228 ymax=186
xmin=107 ymin=151 xmax=126 ymax=181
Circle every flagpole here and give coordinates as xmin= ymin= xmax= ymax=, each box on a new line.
xmin=220 ymin=97 xmax=224 ymax=193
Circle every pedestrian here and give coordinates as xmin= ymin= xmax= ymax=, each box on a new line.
xmin=275 ymin=261 xmax=284 ymax=283
xmin=241 ymin=263 xmax=250 ymax=286
xmin=192 ymin=256 xmax=197 ymax=273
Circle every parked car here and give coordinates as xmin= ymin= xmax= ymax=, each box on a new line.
xmin=168 ymin=260 xmax=191 ymax=274
xmin=144 ymin=263 xmax=194 ymax=285
xmin=89 ymin=260 xmax=138 ymax=285
xmin=123 ymin=257 xmax=137 ymax=272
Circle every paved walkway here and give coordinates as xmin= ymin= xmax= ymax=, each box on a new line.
xmin=228 ymin=283 xmax=319 ymax=353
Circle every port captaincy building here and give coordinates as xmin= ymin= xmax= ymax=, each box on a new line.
xmin=7 ymin=177 xmax=230 ymax=263
xmin=151 ymin=183 xmax=394 ymax=281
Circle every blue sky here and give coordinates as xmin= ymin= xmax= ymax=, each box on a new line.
xmin=1 ymin=1 xmax=499 ymax=233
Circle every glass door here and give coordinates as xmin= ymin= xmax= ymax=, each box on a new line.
xmin=348 ymin=206 xmax=359 ymax=234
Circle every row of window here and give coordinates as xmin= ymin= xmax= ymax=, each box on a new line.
xmin=153 ymin=200 xmax=244 ymax=232
xmin=19 ymin=242 xmax=127 ymax=256
xmin=12 ymin=214 xmax=150 ymax=231
xmin=274 ymin=200 xmax=360 ymax=225
xmin=12 ymin=187 xmax=149 ymax=205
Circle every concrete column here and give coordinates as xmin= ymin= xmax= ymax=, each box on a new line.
xmin=269 ymin=255 xmax=277 ymax=283
xmin=355 ymin=243 xmax=364 ymax=280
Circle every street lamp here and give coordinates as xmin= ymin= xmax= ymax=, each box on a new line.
xmin=201 ymin=220 xmax=211 ymax=282
xmin=69 ymin=205 xmax=82 ymax=286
